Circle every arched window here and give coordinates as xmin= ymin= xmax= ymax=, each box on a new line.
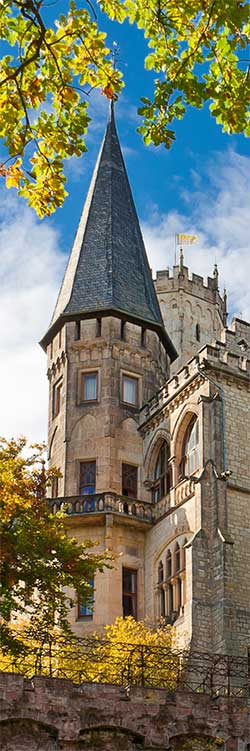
xmin=179 ymin=417 xmax=199 ymax=478
xmin=174 ymin=543 xmax=181 ymax=573
xmin=158 ymin=560 xmax=164 ymax=583
xmin=166 ymin=549 xmax=172 ymax=578
xmin=159 ymin=540 xmax=187 ymax=622
xmin=158 ymin=560 xmax=165 ymax=617
xmin=152 ymin=442 xmax=172 ymax=502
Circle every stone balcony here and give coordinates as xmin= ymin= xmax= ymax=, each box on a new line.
xmin=49 ymin=479 xmax=195 ymax=526
xmin=49 ymin=492 xmax=154 ymax=523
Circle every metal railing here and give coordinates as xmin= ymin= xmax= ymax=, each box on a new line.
xmin=2 ymin=639 xmax=249 ymax=698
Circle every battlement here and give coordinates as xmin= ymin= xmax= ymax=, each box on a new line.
xmin=140 ymin=335 xmax=250 ymax=427
xmin=219 ymin=317 xmax=250 ymax=354
xmin=154 ymin=263 xmax=226 ymax=323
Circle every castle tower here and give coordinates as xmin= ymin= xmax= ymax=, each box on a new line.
xmin=155 ymin=250 xmax=227 ymax=374
xmin=40 ymin=105 xmax=177 ymax=632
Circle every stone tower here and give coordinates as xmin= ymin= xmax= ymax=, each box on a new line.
xmin=155 ymin=250 xmax=227 ymax=373
xmin=40 ymin=104 xmax=176 ymax=632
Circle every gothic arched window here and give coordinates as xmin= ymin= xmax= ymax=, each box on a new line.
xmin=158 ymin=540 xmax=187 ymax=623
xmin=174 ymin=543 xmax=181 ymax=574
xmin=179 ymin=417 xmax=199 ymax=478
xmin=152 ymin=442 xmax=172 ymax=502
xmin=166 ymin=549 xmax=172 ymax=579
xmin=158 ymin=560 xmax=164 ymax=583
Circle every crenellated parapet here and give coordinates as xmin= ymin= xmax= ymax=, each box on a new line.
xmin=140 ymin=334 xmax=250 ymax=432
xmin=154 ymin=258 xmax=227 ymax=373
xmin=155 ymin=262 xmax=227 ymax=323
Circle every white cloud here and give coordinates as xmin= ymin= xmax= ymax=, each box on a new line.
xmin=142 ymin=150 xmax=250 ymax=321
xmin=0 ymin=192 xmax=65 ymax=443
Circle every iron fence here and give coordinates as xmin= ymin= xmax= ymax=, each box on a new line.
xmin=1 ymin=638 xmax=249 ymax=698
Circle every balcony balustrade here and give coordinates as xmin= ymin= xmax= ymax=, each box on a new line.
xmin=49 ymin=492 xmax=154 ymax=522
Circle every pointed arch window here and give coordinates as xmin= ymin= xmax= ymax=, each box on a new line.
xmin=157 ymin=541 xmax=187 ymax=623
xmin=158 ymin=561 xmax=165 ymax=617
xmin=158 ymin=560 xmax=164 ymax=583
xmin=166 ymin=550 xmax=172 ymax=578
xmin=179 ymin=416 xmax=199 ymax=478
xmin=152 ymin=442 xmax=172 ymax=502
xmin=174 ymin=543 xmax=181 ymax=574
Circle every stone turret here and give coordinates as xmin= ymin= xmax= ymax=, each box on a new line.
xmin=40 ymin=105 xmax=176 ymax=632
xmin=155 ymin=251 xmax=227 ymax=374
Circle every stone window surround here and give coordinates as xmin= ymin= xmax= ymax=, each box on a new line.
xmin=156 ymin=536 xmax=188 ymax=621
xmin=77 ymin=367 xmax=101 ymax=405
xmin=52 ymin=377 xmax=63 ymax=418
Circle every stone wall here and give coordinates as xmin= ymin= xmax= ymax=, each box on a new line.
xmin=0 ymin=673 xmax=249 ymax=750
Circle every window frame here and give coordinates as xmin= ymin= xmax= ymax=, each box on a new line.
xmin=122 ymin=463 xmax=138 ymax=499
xmin=121 ymin=373 xmax=139 ymax=408
xmin=77 ymin=579 xmax=94 ymax=620
xmin=122 ymin=567 xmax=137 ymax=620
xmin=179 ymin=416 xmax=199 ymax=479
xmin=152 ymin=442 xmax=172 ymax=503
xmin=79 ymin=460 xmax=96 ymax=496
xmin=80 ymin=370 xmax=98 ymax=404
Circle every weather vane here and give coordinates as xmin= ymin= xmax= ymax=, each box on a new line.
xmin=101 ymin=41 xmax=119 ymax=103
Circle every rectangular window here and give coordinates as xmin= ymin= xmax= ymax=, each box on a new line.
xmin=80 ymin=461 xmax=96 ymax=495
xmin=81 ymin=372 xmax=98 ymax=402
xmin=122 ymin=374 xmax=138 ymax=406
xmin=122 ymin=463 xmax=138 ymax=499
xmin=122 ymin=568 xmax=137 ymax=619
xmin=52 ymin=380 xmax=62 ymax=417
xmin=78 ymin=579 xmax=94 ymax=619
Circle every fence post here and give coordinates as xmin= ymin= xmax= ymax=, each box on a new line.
xmin=140 ymin=645 xmax=145 ymax=687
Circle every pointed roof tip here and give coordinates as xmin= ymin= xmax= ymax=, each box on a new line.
xmin=40 ymin=106 xmax=177 ymax=362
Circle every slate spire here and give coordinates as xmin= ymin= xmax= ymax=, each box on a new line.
xmin=41 ymin=104 xmax=176 ymax=360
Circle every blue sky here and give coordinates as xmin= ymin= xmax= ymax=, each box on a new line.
xmin=1 ymin=3 xmax=250 ymax=441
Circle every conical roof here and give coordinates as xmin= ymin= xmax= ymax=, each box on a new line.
xmin=40 ymin=104 xmax=176 ymax=360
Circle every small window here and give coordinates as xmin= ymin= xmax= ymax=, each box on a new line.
xmin=179 ymin=416 xmax=199 ymax=478
xmin=166 ymin=550 xmax=172 ymax=578
xmin=75 ymin=321 xmax=81 ymax=340
xmin=96 ymin=317 xmax=102 ymax=337
xmin=122 ymin=374 xmax=139 ymax=406
xmin=81 ymin=372 xmax=98 ymax=402
xmin=122 ymin=568 xmax=137 ymax=619
xmin=141 ymin=327 xmax=146 ymax=347
xmin=121 ymin=320 xmax=126 ymax=341
xmin=53 ymin=380 xmax=62 ymax=418
xmin=174 ymin=543 xmax=181 ymax=573
xmin=158 ymin=560 xmax=164 ymax=583
xmin=58 ymin=329 xmax=62 ymax=348
xmin=78 ymin=579 xmax=94 ymax=619
xmin=50 ymin=341 xmax=53 ymax=358
xmin=80 ymin=461 xmax=96 ymax=495
xmin=195 ymin=323 xmax=200 ymax=342
xmin=122 ymin=463 xmax=138 ymax=498
xmin=152 ymin=442 xmax=172 ymax=502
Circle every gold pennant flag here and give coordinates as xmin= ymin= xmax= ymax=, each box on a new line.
xmin=176 ymin=234 xmax=198 ymax=244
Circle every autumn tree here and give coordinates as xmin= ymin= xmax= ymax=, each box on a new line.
xmin=0 ymin=437 xmax=112 ymax=656
xmin=0 ymin=0 xmax=249 ymax=217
